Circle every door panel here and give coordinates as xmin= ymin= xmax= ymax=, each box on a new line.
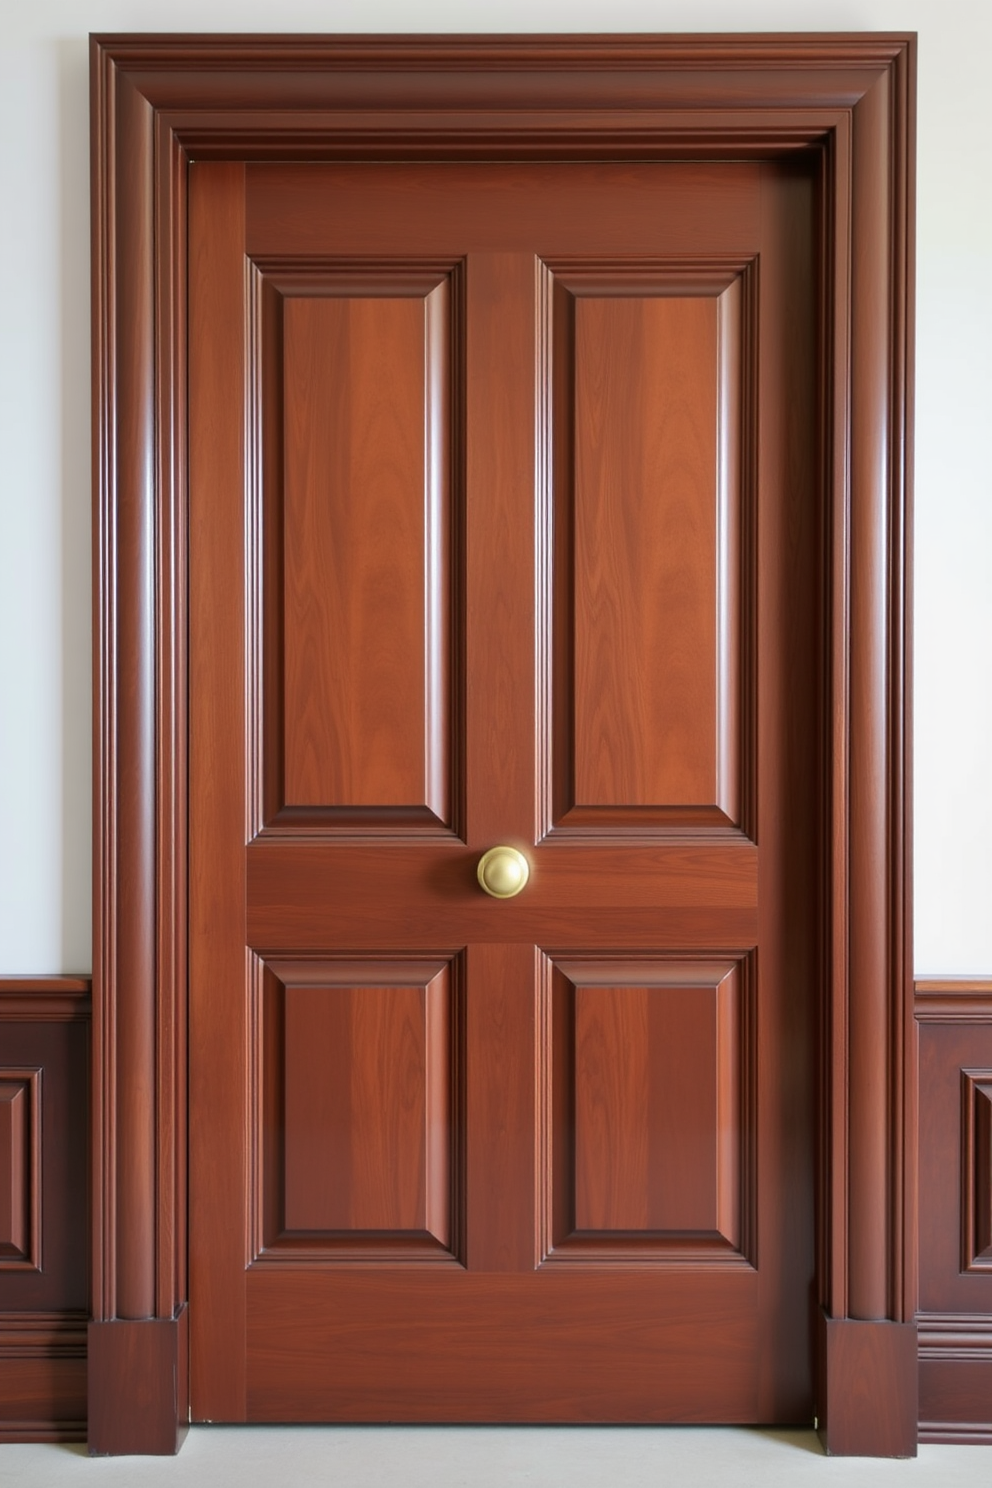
xmin=261 ymin=265 xmax=459 ymax=833
xmin=262 ymin=959 xmax=456 ymax=1258
xmin=552 ymin=956 xmax=750 ymax=1257
xmin=565 ymin=284 xmax=741 ymax=823
xmin=280 ymin=286 xmax=451 ymax=818
xmin=190 ymin=158 xmax=819 ymax=1423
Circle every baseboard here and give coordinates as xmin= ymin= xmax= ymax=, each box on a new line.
xmin=0 ymin=1314 xmax=87 ymax=1442
xmin=918 ymin=1314 xmax=992 ymax=1444
xmin=88 ymin=1305 xmax=189 ymax=1456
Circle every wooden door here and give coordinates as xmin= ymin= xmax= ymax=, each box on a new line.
xmin=188 ymin=155 xmax=820 ymax=1424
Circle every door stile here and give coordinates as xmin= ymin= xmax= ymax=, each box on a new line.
xmin=187 ymin=162 xmax=250 ymax=1423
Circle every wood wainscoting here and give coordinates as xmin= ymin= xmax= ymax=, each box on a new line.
xmin=0 ymin=977 xmax=90 ymax=1441
xmin=916 ymin=979 xmax=992 ymax=1444
xmin=0 ymin=969 xmax=990 ymax=1442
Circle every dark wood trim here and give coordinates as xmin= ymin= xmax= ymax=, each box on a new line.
xmin=916 ymin=979 xmax=992 ymax=1022
xmin=914 ymin=984 xmax=992 ymax=1445
xmin=88 ymin=1304 xmax=189 ymax=1456
xmin=0 ymin=982 xmax=90 ymax=1442
xmin=918 ymin=1314 xmax=992 ymax=1444
xmin=0 ymin=1313 xmax=87 ymax=1443
xmin=0 ymin=977 xmax=91 ymax=1023
xmin=815 ymin=1310 xmax=918 ymax=1456
xmin=91 ymin=32 xmax=916 ymax=1454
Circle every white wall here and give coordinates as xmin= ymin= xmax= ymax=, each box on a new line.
xmin=1 ymin=0 xmax=989 ymax=975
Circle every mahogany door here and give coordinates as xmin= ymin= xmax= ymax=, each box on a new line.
xmin=188 ymin=156 xmax=820 ymax=1423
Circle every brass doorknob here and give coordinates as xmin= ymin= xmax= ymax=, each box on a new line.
xmin=477 ymin=846 xmax=530 ymax=899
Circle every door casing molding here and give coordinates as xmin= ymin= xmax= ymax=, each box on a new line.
xmin=90 ymin=32 xmax=916 ymax=1455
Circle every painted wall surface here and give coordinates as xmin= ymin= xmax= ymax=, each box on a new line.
xmin=0 ymin=0 xmax=989 ymax=974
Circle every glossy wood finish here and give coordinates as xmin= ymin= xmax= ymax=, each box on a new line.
xmin=0 ymin=1073 xmax=39 ymax=1265
xmin=549 ymin=264 xmax=749 ymax=835
xmin=281 ymin=285 xmax=451 ymax=818
xmin=191 ymin=150 xmax=816 ymax=1422
xmin=188 ymin=159 xmax=248 ymax=1427
xmin=915 ymin=980 xmax=992 ymax=1445
xmin=88 ymin=1305 xmax=189 ymax=1456
xmin=969 ymin=1078 xmax=992 ymax=1264
xmin=918 ymin=1316 xmax=992 ymax=1445
xmin=0 ymin=1324 xmax=87 ymax=1444
xmin=247 ymin=1271 xmax=760 ymax=1422
xmin=816 ymin=1310 xmax=918 ymax=1456
xmin=91 ymin=35 xmax=916 ymax=1455
xmin=0 ymin=983 xmax=89 ymax=1315
xmin=916 ymin=1006 xmax=992 ymax=1313
xmin=278 ymin=963 xmax=452 ymax=1242
xmin=0 ymin=978 xmax=90 ymax=1442
xmin=572 ymin=293 xmax=733 ymax=818
xmin=553 ymin=959 xmax=747 ymax=1252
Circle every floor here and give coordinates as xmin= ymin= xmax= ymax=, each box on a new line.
xmin=2 ymin=1429 xmax=992 ymax=1487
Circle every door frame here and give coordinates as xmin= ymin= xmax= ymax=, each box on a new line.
xmin=89 ymin=32 xmax=916 ymax=1457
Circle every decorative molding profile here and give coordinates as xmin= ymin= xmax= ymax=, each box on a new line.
xmin=0 ymin=977 xmax=91 ymax=1441
xmin=918 ymin=1315 xmax=992 ymax=1445
xmin=90 ymin=33 xmax=916 ymax=1455
xmin=915 ymin=979 xmax=992 ymax=1021
xmin=0 ymin=1314 xmax=88 ymax=1444
xmin=0 ymin=977 xmax=91 ymax=1022
xmin=914 ymin=978 xmax=992 ymax=1445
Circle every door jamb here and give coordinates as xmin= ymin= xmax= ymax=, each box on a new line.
xmin=89 ymin=32 xmax=917 ymax=1456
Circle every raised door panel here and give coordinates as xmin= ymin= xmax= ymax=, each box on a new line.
xmin=257 ymin=958 xmax=459 ymax=1262
xmin=256 ymin=268 xmax=460 ymax=833
xmin=547 ymin=266 xmax=751 ymax=835
xmin=545 ymin=956 xmax=752 ymax=1262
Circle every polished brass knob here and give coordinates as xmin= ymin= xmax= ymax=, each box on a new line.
xmin=477 ymin=846 xmax=530 ymax=899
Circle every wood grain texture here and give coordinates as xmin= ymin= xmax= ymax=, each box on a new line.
xmin=197 ymin=151 xmax=815 ymax=1427
xmin=280 ymin=969 xmax=450 ymax=1239
xmin=918 ymin=1316 xmax=992 ymax=1444
xmin=918 ymin=1017 xmax=992 ymax=1314
xmin=571 ymin=294 xmax=732 ymax=816
xmin=561 ymin=963 xmax=743 ymax=1245
xmin=281 ymin=285 xmax=450 ymax=817
xmin=0 ymin=1074 xmax=38 ymax=1265
xmin=91 ymin=33 xmax=915 ymax=1454
xmin=0 ymin=1019 xmax=88 ymax=1316
xmin=88 ymin=1307 xmax=188 ymax=1456
xmin=846 ymin=65 xmax=896 ymax=1325
xmin=466 ymin=945 xmax=539 ymax=1273
xmin=0 ymin=979 xmax=90 ymax=1442
xmin=0 ymin=1316 xmax=87 ymax=1443
xmin=465 ymin=252 xmax=537 ymax=849
xmin=969 ymin=1077 xmax=992 ymax=1264
xmin=544 ymin=260 xmax=752 ymax=837
xmin=187 ymin=160 xmax=249 ymax=1422
xmin=246 ymin=1270 xmax=760 ymax=1422
xmin=815 ymin=1310 xmax=917 ymax=1457
xmin=256 ymin=958 xmax=462 ymax=1263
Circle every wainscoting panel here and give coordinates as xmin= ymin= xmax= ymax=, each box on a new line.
xmin=0 ymin=978 xmax=89 ymax=1441
xmin=916 ymin=979 xmax=992 ymax=1444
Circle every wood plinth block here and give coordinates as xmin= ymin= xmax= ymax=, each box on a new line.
xmin=816 ymin=1310 xmax=917 ymax=1457
xmin=88 ymin=1305 xmax=188 ymax=1455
